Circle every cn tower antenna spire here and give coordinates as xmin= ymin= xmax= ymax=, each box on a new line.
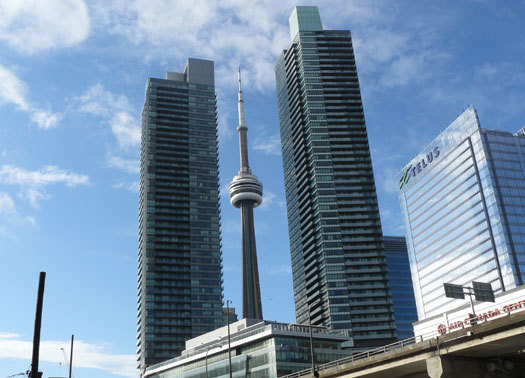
xmin=229 ymin=67 xmax=264 ymax=320
xmin=238 ymin=67 xmax=246 ymax=128
xmin=237 ymin=67 xmax=250 ymax=174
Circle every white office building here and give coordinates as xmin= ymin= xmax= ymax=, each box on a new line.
xmin=397 ymin=107 xmax=525 ymax=320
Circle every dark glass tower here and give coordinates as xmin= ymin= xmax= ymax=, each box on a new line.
xmin=383 ymin=236 xmax=417 ymax=340
xmin=275 ymin=6 xmax=396 ymax=348
xmin=138 ymin=58 xmax=223 ymax=372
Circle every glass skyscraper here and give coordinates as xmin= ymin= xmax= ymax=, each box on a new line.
xmin=383 ymin=236 xmax=417 ymax=340
xmin=138 ymin=58 xmax=223 ymax=371
xmin=275 ymin=6 xmax=396 ymax=349
xmin=397 ymin=107 xmax=525 ymax=320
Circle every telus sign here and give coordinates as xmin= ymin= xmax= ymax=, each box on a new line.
xmin=399 ymin=147 xmax=440 ymax=190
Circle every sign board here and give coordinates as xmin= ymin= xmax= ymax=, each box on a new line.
xmin=444 ymin=283 xmax=464 ymax=299
xmin=398 ymin=147 xmax=440 ymax=190
xmin=473 ymin=281 xmax=495 ymax=302
xmin=413 ymin=286 xmax=525 ymax=340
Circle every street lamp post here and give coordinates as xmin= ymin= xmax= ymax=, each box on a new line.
xmin=205 ymin=346 xmax=211 ymax=378
xmin=226 ymin=300 xmax=233 ymax=378
xmin=307 ymin=301 xmax=322 ymax=377
xmin=203 ymin=338 xmax=222 ymax=378
xmin=308 ymin=307 xmax=315 ymax=375
xmin=206 ymin=345 xmax=215 ymax=378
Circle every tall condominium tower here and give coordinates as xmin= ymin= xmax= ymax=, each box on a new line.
xmin=275 ymin=6 xmax=396 ymax=348
xmin=228 ymin=69 xmax=264 ymax=320
xmin=138 ymin=58 xmax=223 ymax=371
xmin=383 ymin=236 xmax=417 ymax=340
xmin=397 ymin=107 xmax=525 ymax=320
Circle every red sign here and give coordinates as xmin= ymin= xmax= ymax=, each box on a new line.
xmin=437 ymin=298 xmax=525 ymax=335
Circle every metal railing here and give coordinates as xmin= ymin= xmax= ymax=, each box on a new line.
xmin=279 ymin=335 xmax=423 ymax=378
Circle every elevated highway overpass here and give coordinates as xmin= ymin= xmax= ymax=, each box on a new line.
xmin=282 ymin=310 xmax=525 ymax=378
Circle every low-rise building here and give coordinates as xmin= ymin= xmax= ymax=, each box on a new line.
xmin=143 ymin=318 xmax=350 ymax=377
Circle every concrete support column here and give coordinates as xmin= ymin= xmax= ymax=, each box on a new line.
xmin=426 ymin=356 xmax=453 ymax=378
xmin=426 ymin=356 xmax=484 ymax=378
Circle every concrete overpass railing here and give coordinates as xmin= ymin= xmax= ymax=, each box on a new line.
xmin=280 ymin=336 xmax=423 ymax=378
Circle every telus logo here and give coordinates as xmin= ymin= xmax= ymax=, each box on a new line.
xmin=399 ymin=147 xmax=440 ymax=190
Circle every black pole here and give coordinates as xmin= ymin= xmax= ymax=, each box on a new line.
xmin=308 ymin=306 xmax=315 ymax=376
xmin=30 ymin=272 xmax=46 ymax=378
xmin=69 ymin=334 xmax=74 ymax=378
xmin=226 ymin=300 xmax=232 ymax=378
xmin=205 ymin=348 xmax=209 ymax=378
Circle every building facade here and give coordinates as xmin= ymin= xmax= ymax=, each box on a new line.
xmin=275 ymin=6 xmax=396 ymax=348
xmin=383 ymin=236 xmax=418 ymax=340
xmin=222 ymin=306 xmax=238 ymax=325
xmin=397 ymin=107 xmax=525 ymax=320
xmin=138 ymin=58 xmax=224 ymax=371
xmin=143 ymin=318 xmax=350 ymax=378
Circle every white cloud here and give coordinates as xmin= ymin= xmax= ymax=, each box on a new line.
xmin=215 ymin=90 xmax=234 ymax=140
xmin=0 ymin=192 xmax=16 ymax=214
xmin=30 ymin=110 xmax=61 ymax=130
xmin=425 ymin=61 xmax=525 ymax=123
xmin=77 ymin=84 xmax=140 ymax=149
xmin=89 ymin=1 xmax=444 ymax=94
xmin=353 ymin=23 xmax=449 ymax=92
xmin=77 ymin=83 xmax=129 ymax=117
xmin=18 ymin=188 xmax=51 ymax=208
xmin=0 ymin=333 xmax=136 ymax=377
xmin=0 ymin=64 xmax=61 ymax=129
xmin=253 ymin=134 xmax=281 ymax=156
xmin=0 ymin=192 xmax=36 ymax=226
xmin=0 ymin=332 xmax=20 ymax=338
xmin=0 ymin=64 xmax=28 ymax=109
xmin=0 ymin=165 xmax=89 ymax=188
xmin=92 ymin=0 xmax=294 ymax=91
xmin=259 ymin=191 xmax=276 ymax=210
xmin=0 ymin=165 xmax=89 ymax=209
xmin=108 ymin=155 xmax=140 ymax=175
xmin=112 ymin=112 xmax=141 ymax=148
xmin=0 ymin=0 xmax=90 ymax=54
xmin=113 ymin=181 xmax=140 ymax=192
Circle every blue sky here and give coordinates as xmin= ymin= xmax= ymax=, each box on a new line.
xmin=1 ymin=1 xmax=524 ymax=377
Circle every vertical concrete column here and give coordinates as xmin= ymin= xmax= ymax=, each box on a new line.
xmin=426 ymin=356 xmax=453 ymax=378
xmin=427 ymin=356 xmax=485 ymax=378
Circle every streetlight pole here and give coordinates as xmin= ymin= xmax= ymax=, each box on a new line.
xmin=204 ymin=338 xmax=221 ymax=378
xmin=205 ymin=346 xmax=210 ymax=378
xmin=308 ymin=305 xmax=315 ymax=377
xmin=68 ymin=334 xmax=74 ymax=378
xmin=467 ymin=287 xmax=477 ymax=321
xmin=30 ymin=272 xmax=46 ymax=378
xmin=226 ymin=300 xmax=233 ymax=378
xmin=307 ymin=300 xmax=324 ymax=377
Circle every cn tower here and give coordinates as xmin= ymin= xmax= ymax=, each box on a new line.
xmin=228 ymin=68 xmax=263 ymax=320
